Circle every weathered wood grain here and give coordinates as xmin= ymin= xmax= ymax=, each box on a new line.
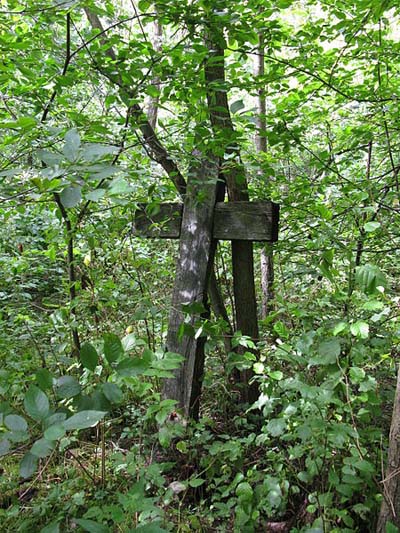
xmin=162 ymin=156 xmax=221 ymax=419
xmin=134 ymin=200 xmax=279 ymax=242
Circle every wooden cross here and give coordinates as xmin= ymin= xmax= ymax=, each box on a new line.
xmin=134 ymin=156 xmax=279 ymax=419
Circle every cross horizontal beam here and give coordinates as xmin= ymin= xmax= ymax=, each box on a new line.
xmin=134 ymin=201 xmax=279 ymax=242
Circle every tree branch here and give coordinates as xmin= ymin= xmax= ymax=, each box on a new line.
xmin=83 ymin=8 xmax=187 ymax=196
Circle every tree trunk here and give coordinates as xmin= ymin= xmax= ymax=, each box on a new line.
xmin=255 ymin=32 xmax=274 ymax=319
xmin=147 ymin=17 xmax=162 ymax=130
xmin=205 ymin=27 xmax=259 ymax=404
xmin=377 ymin=364 xmax=400 ymax=531
xmin=162 ymin=156 xmax=222 ymax=419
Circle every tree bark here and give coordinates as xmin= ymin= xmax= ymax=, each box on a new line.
xmin=255 ymin=32 xmax=274 ymax=319
xmin=377 ymin=364 xmax=400 ymax=531
xmin=205 ymin=27 xmax=259 ymax=404
xmin=147 ymin=17 xmax=162 ymax=130
xmin=162 ymin=156 xmax=222 ymax=419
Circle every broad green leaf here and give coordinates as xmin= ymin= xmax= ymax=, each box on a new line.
xmin=37 ymin=150 xmax=63 ymax=166
xmin=80 ymin=342 xmax=99 ymax=371
xmin=189 ymin=477 xmax=205 ymax=488
xmin=385 ymin=521 xmax=398 ymax=533
xmin=355 ymin=264 xmax=386 ymax=294
xmin=0 ymin=438 xmax=10 ymax=456
xmin=266 ymin=418 xmax=286 ymax=437
xmin=36 ymin=368 xmax=54 ymax=390
xmin=63 ymin=410 xmax=106 ymax=431
xmin=316 ymin=339 xmax=341 ymax=364
xmin=81 ymin=143 xmax=118 ymax=161
xmin=236 ymin=481 xmax=253 ymax=501
xmin=40 ymin=521 xmax=60 ymax=533
xmin=74 ymin=519 xmax=110 ymax=533
xmin=24 ymin=386 xmax=50 ymax=421
xmin=253 ymin=362 xmax=264 ymax=374
xmin=44 ymin=412 xmax=67 ymax=429
xmin=121 ymin=333 xmax=139 ymax=352
xmin=133 ymin=524 xmax=168 ymax=533
xmin=333 ymin=322 xmax=347 ymax=336
xmin=63 ymin=128 xmax=81 ymax=161
xmin=85 ymin=189 xmax=106 ymax=202
xmin=4 ymin=414 xmax=28 ymax=432
xmin=350 ymin=321 xmax=369 ymax=339
xmin=230 ymin=99 xmax=245 ymax=114
xmin=362 ymin=300 xmax=384 ymax=311
xmin=60 ymin=186 xmax=82 ymax=208
xmin=269 ymin=371 xmax=283 ymax=380
xmin=103 ymin=333 xmax=123 ymax=364
xmin=31 ymin=438 xmax=55 ymax=458
xmin=117 ymin=357 xmax=149 ymax=377
xmin=349 ymin=367 xmax=366 ymax=383
xmin=44 ymin=424 xmax=66 ymax=441
xmin=363 ymin=221 xmax=380 ymax=232
xmin=102 ymin=383 xmax=123 ymax=404
xmin=20 ymin=452 xmax=38 ymax=478
xmin=56 ymin=376 xmax=81 ymax=399
xmin=0 ymin=116 xmax=36 ymax=129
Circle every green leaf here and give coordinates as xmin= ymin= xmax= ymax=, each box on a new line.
xmin=266 ymin=418 xmax=286 ymax=437
xmin=20 ymin=452 xmax=38 ymax=478
xmin=253 ymin=362 xmax=264 ymax=374
xmin=102 ymin=383 xmax=123 ymax=404
xmin=236 ymin=481 xmax=253 ymax=501
xmin=0 ymin=439 xmax=10 ymax=456
xmin=116 ymin=357 xmax=149 ymax=377
xmin=81 ymin=143 xmax=118 ymax=161
xmin=122 ymin=333 xmax=139 ymax=352
xmin=36 ymin=368 xmax=54 ymax=390
xmin=24 ymin=386 xmax=50 ymax=421
xmin=363 ymin=221 xmax=380 ymax=232
xmin=60 ymin=186 xmax=82 ymax=208
xmin=63 ymin=410 xmax=106 ymax=431
xmin=316 ymin=338 xmax=341 ymax=364
xmin=80 ymin=342 xmax=99 ymax=371
xmin=350 ymin=321 xmax=369 ymax=339
xmin=362 ymin=300 xmax=384 ymax=311
xmin=349 ymin=367 xmax=366 ymax=383
xmin=74 ymin=519 xmax=110 ymax=533
xmin=133 ymin=524 xmax=168 ymax=533
xmin=355 ymin=264 xmax=386 ymax=294
xmin=63 ymin=128 xmax=81 ymax=161
xmin=44 ymin=412 xmax=67 ymax=429
xmin=189 ymin=477 xmax=205 ymax=488
xmin=385 ymin=521 xmax=399 ymax=533
xmin=56 ymin=376 xmax=81 ymax=399
xmin=44 ymin=424 xmax=66 ymax=441
xmin=31 ymin=438 xmax=55 ymax=458
xmin=230 ymin=99 xmax=245 ymax=114
xmin=333 ymin=322 xmax=347 ymax=336
xmin=103 ymin=333 xmax=123 ymax=363
xmin=4 ymin=414 xmax=28 ymax=432
xmin=37 ymin=150 xmax=63 ymax=166
xmin=40 ymin=521 xmax=60 ymax=533
xmin=269 ymin=371 xmax=283 ymax=380
xmin=85 ymin=189 xmax=106 ymax=202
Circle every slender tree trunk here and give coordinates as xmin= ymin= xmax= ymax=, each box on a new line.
xmin=255 ymin=33 xmax=274 ymax=319
xmin=205 ymin=27 xmax=259 ymax=404
xmin=147 ymin=17 xmax=162 ymax=130
xmin=377 ymin=364 xmax=400 ymax=531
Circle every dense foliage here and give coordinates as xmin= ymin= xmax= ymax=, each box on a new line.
xmin=1 ymin=0 xmax=400 ymax=531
